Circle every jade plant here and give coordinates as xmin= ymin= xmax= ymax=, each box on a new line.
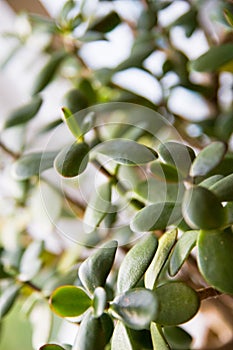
xmin=0 ymin=1 xmax=233 ymax=349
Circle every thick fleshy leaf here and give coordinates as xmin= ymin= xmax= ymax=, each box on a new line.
xmin=150 ymin=323 xmax=171 ymax=350
xmin=158 ymin=142 xmax=195 ymax=176
xmin=78 ymin=240 xmax=117 ymax=294
xmin=39 ymin=345 xmax=65 ymax=350
xmin=30 ymin=300 xmax=52 ymax=349
xmin=90 ymin=12 xmax=121 ymax=33
xmin=163 ymin=326 xmax=192 ymax=350
xmin=150 ymin=161 xmax=181 ymax=182
xmin=145 ymin=229 xmax=177 ymax=289
xmin=93 ymin=287 xmax=107 ymax=318
xmin=182 ymin=187 xmax=226 ymax=229
xmin=117 ymin=233 xmax=158 ymax=293
xmin=61 ymin=107 xmax=82 ymax=139
xmin=190 ymin=142 xmax=227 ymax=177
xmin=54 ymin=142 xmax=89 ymax=178
xmin=154 ymin=282 xmax=200 ymax=325
xmin=208 ymin=153 xmax=233 ymax=177
xmin=190 ymin=43 xmax=233 ymax=72
xmin=199 ymin=175 xmax=224 ymax=189
xmin=197 ymin=229 xmax=233 ymax=295
xmin=226 ymin=202 xmax=233 ymax=225
xmin=33 ymin=51 xmax=67 ymax=94
xmin=169 ymin=230 xmax=198 ymax=276
xmin=73 ymin=311 xmax=113 ymax=350
xmin=12 ymin=151 xmax=58 ymax=180
xmin=111 ymin=321 xmax=134 ymax=350
xmin=83 ymin=182 xmax=112 ymax=233
xmin=63 ymin=89 xmax=88 ymax=114
xmin=4 ymin=96 xmax=42 ymax=128
xmin=19 ymin=241 xmax=44 ymax=281
xmin=210 ymin=174 xmax=233 ymax=201
xmin=0 ymin=284 xmax=21 ymax=318
xmin=110 ymin=288 xmax=158 ymax=330
xmin=130 ymin=202 xmax=182 ymax=232
xmin=49 ymin=286 xmax=91 ymax=317
xmin=94 ymin=139 xmax=158 ymax=165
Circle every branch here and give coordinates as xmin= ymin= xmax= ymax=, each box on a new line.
xmin=198 ymin=287 xmax=222 ymax=301
xmin=0 ymin=140 xmax=20 ymax=159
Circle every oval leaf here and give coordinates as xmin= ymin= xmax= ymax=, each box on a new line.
xmin=182 ymin=187 xmax=226 ymax=229
xmin=78 ymin=240 xmax=117 ymax=294
xmin=93 ymin=287 xmax=107 ymax=318
xmin=117 ymin=233 xmax=158 ymax=293
xmin=40 ymin=345 xmax=65 ymax=350
xmin=163 ymin=326 xmax=192 ymax=350
xmin=94 ymin=139 xmax=158 ymax=165
xmin=19 ymin=241 xmax=44 ymax=281
xmin=131 ymin=202 xmax=182 ymax=232
xmin=12 ymin=151 xmax=58 ymax=180
xmin=210 ymin=173 xmax=233 ymax=202
xmin=199 ymin=175 xmax=224 ymax=189
xmin=111 ymin=321 xmax=134 ymax=350
xmin=49 ymin=286 xmax=91 ymax=317
xmin=154 ymin=282 xmax=200 ymax=325
xmin=169 ymin=230 xmax=198 ymax=277
xmin=54 ymin=142 xmax=89 ymax=178
xmin=0 ymin=284 xmax=21 ymax=318
xmin=111 ymin=288 xmax=159 ymax=330
xmin=197 ymin=229 xmax=233 ymax=295
xmin=150 ymin=161 xmax=181 ymax=182
xmin=90 ymin=11 xmax=121 ymax=33
xmin=145 ymin=229 xmax=177 ymax=289
xmin=150 ymin=323 xmax=171 ymax=350
xmin=63 ymin=89 xmax=89 ymax=114
xmin=190 ymin=142 xmax=227 ymax=177
xmin=4 ymin=96 xmax=42 ymax=128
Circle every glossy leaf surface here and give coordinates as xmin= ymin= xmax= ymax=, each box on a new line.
xmin=198 ymin=229 xmax=233 ymax=294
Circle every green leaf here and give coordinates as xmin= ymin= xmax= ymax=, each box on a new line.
xmin=0 ymin=284 xmax=21 ymax=318
xmin=39 ymin=345 xmax=65 ymax=350
xmin=90 ymin=12 xmax=121 ymax=33
xmin=12 ymin=151 xmax=58 ymax=180
xmin=163 ymin=326 xmax=192 ymax=350
xmin=110 ymin=288 xmax=158 ymax=330
xmin=226 ymin=202 xmax=233 ymax=225
xmin=158 ymin=142 xmax=195 ymax=177
xmin=169 ymin=230 xmax=198 ymax=276
xmin=62 ymin=107 xmax=82 ymax=139
xmin=145 ymin=229 xmax=177 ymax=290
xmin=210 ymin=174 xmax=233 ymax=202
xmin=197 ymin=229 xmax=233 ymax=295
xmin=117 ymin=233 xmax=158 ymax=293
xmin=4 ymin=96 xmax=43 ymax=128
xmin=83 ymin=181 xmax=112 ymax=233
xmin=49 ymin=286 xmax=91 ymax=318
xmin=190 ymin=43 xmax=233 ymax=72
xmin=150 ymin=161 xmax=181 ymax=182
xmin=30 ymin=300 xmax=52 ymax=349
xmin=78 ymin=240 xmax=117 ymax=294
xmin=130 ymin=202 xmax=182 ymax=232
xmin=190 ymin=142 xmax=227 ymax=177
xmin=208 ymin=152 xmax=233 ymax=176
xmin=94 ymin=139 xmax=158 ymax=166
xmin=63 ymin=89 xmax=89 ymax=114
xmin=111 ymin=321 xmax=134 ymax=350
xmin=154 ymin=282 xmax=200 ymax=325
xmin=150 ymin=323 xmax=171 ymax=350
xmin=73 ymin=311 xmax=113 ymax=350
xmin=54 ymin=142 xmax=89 ymax=178
xmin=93 ymin=287 xmax=107 ymax=318
xmin=224 ymin=9 xmax=233 ymax=27
xmin=182 ymin=187 xmax=227 ymax=229
xmin=199 ymin=175 xmax=224 ymax=189
xmin=19 ymin=241 xmax=44 ymax=281
xmin=33 ymin=51 xmax=67 ymax=94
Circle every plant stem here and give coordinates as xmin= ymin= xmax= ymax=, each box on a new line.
xmin=198 ymin=287 xmax=222 ymax=300
xmin=0 ymin=140 xmax=20 ymax=159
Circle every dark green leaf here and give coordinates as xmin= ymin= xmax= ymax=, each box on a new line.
xmin=49 ymin=286 xmax=91 ymax=317
xmin=226 ymin=202 xmax=233 ymax=225
xmin=19 ymin=241 xmax=44 ymax=281
xmin=208 ymin=152 xmax=233 ymax=176
xmin=117 ymin=233 xmax=158 ymax=293
xmin=130 ymin=202 xmax=182 ymax=232
xmin=4 ymin=96 xmax=42 ymax=128
xmin=73 ymin=311 xmax=113 ymax=350
xmin=33 ymin=51 xmax=67 ymax=94
xmin=199 ymin=175 xmax=223 ymax=189
xmin=90 ymin=12 xmax=121 ymax=33
xmin=190 ymin=43 xmax=233 ymax=72
xmin=154 ymin=282 xmax=200 ymax=325
xmin=145 ymin=229 xmax=177 ymax=289
xmin=94 ymin=139 xmax=158 ymax=165
xmin=190 ymin=142 xmax=227 ymax=177
xmin=158 ymin=142 xmax=195 ymax=177
xmin=83 ymin=181 xmax=112 ymax=233
xmin=63 ymin=89 xmax=89 ymax=114
xmin=0 ymin=284 xmax=21 ymax=318
xmin=224 ymin=9 xmax=233 ymax=27
xmin=54 ymin=142 xmax=89 ymax=178
xmin=150 ymin=323 xmax=171 ymax=350
xmin=210 ymin=174 xmax=233 ymax=201
xmin=169 ymin=230 xmax=198 ymax=276
xmin=78 ymin=240 xmax=117 ymax=294
xmin=39 ymin=344 xmax=65 ymax=350
xmin=182 ymin=187 xmax=227 ymax=229
xmin=93 ymin=287 xmax=107 ymax=318
xmin=163 ymin=326 xmax=192 ymax=349
xmin=111 ymin=288 xmax=158 ymax=330
xmin=150 ymin=161 xmax=181 ymax=182
xmin=12 ymin=151 xmax=58 ymax=180
xmin=197 ymin=229 xmax=233 ymax=295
